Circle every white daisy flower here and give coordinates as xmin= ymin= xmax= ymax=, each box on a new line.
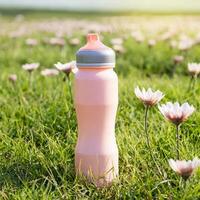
xmin=22 ymin=63 xmax=40 ymax=72
xmin=135 ymin=86 xmax=164 ymax=106
xmin=169 ymin=158 xmax=200 ymax=180
xmin=158 ymin=102 xmax=195 ymax=125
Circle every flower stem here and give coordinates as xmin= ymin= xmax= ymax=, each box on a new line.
xmin=144 ymin=106 xmax=151 ymax=150
xmin=171 ymin=64 xmax=177 ymax=77
xmin=187 ymin=76 xmax=194 ymax=92
xmin=29 ymin=72 xmax=33 ymax=88
xmin=176 ymin=124 xmax=180 ymax=160
xmin=144 ymin=106 xmax=162 ymax=176
xmin=180 ymin=177 xmax=187 ymax=189
xmin=192 ymin=75 xmax=197 ymax=91
xmin=67 ymin=75 xmax=73 ymax=104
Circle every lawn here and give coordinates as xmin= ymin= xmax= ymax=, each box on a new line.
xmin=0 ymin=12 xmax=200 ymax=199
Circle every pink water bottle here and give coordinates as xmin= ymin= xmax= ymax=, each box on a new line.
xmin=74 ymin=33 xmax=118 ymax=187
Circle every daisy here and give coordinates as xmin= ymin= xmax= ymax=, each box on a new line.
xmin=111 ymin=38 xmax=123 ymax=46
xmin=49 ymin=37 xmax=65 ymax=46
xmin=148 ymin=39 xmax=156 ymax=48
xmin=134 ymin=86 xmax=164 ymax=176
xmin=135 ymin=86 xmax=164 ymax=107
xmin=169 ymin=158 xmax=200 ymax=180
xmin=178 ymin=39 xmax=193 ymax=51
xmin=158 ymin=102 xmax=195 ymax=126
xmin=41 ymin=69 xmax=59 ymax=77
xmin=188 ymin=63 xmax=200 ymax=77
xmin=131 ymin=31 xmax=144 ymax=43
xmin=112 ymin=44 xmax=125 ymax=54
xmin=54 ymin=61 xmax=77 ymax=76
xmin=69 ymin=38 xmax=80 ymax=46
xmin=25 ymin=38 xmax=38 ymax=46
xmin=159 ymin=102 xmax=195 ymax=159
xmin=8 ymin=74 xmax=17 ymax=83
xmin=173 ymin=55 xmax=184 ymax=65
xmin=22 ymin=63 xmax=40 ymax=73
xmin=160 ymin=31 xmax=174 ymax=41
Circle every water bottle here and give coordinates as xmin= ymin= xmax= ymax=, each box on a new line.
xmin=74 ymin=33 xmax=118 ymax=187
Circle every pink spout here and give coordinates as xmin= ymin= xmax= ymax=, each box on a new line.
xmin=87 ymin=33 xmax=99 ymax=42
xmin=80 ymin=33 xmax=106 ymax=50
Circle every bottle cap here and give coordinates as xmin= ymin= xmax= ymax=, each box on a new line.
xmin=76 ymin=33 xmax=115 ymax=68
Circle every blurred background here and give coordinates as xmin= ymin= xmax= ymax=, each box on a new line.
xmin=0 ymin=0 xmax=200 ymax=13
xmin=0 ymin=0 xmax=200 ymax=76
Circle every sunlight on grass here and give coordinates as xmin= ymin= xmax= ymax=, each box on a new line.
xmin=0 ymin=12 xmax=200 ymax=199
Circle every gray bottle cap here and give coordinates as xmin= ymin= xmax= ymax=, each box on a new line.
xmin=76 ymin=34 xmax=115 ymax=68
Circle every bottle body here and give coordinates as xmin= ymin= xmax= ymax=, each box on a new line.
xmin=74 ymin=67 xmax=118 ymax=186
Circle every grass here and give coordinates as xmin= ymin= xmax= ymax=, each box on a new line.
xmin=2 ymin=9 xmax=200 ymax=16
xmin=0 ymin=13 xmax=200 ymax=199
